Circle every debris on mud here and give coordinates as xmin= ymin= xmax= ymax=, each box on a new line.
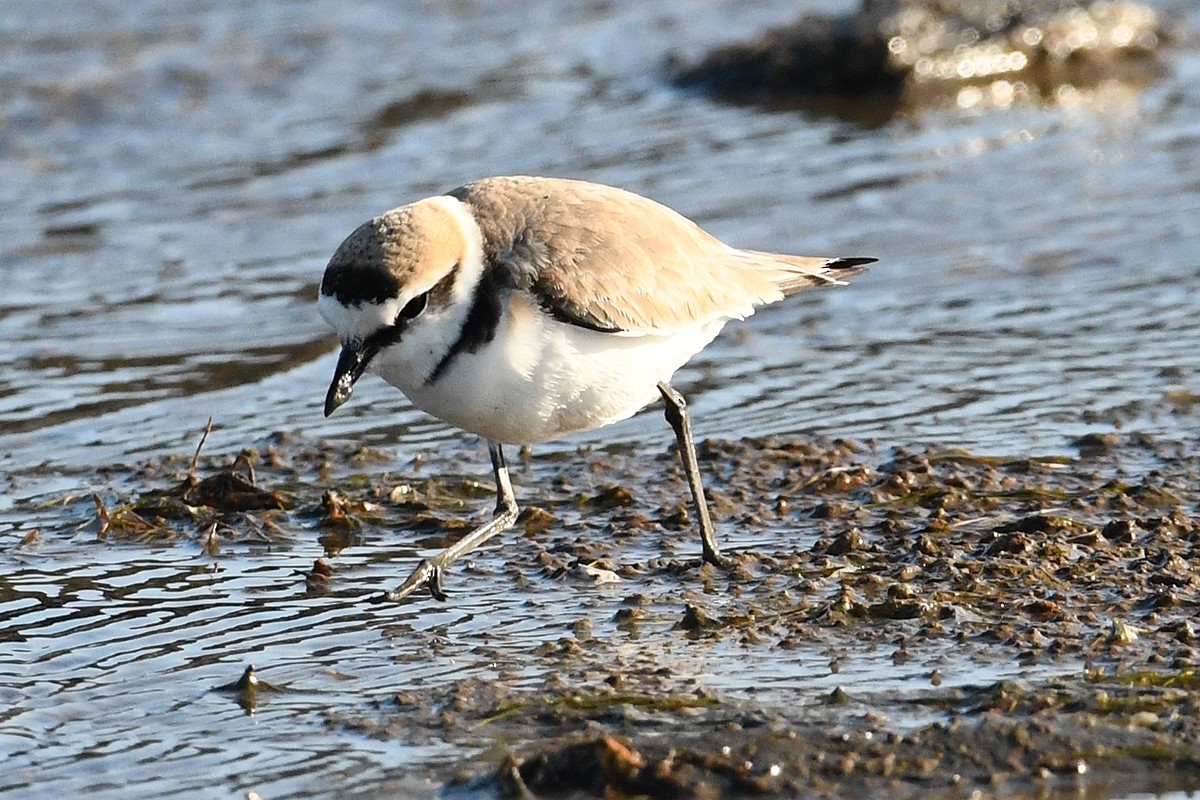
xmin=314 ymin=421 xmax=1200 ymax=797
xmin=324 ymin=669 xmax=1200 ymax=799
xmin=214 ymin=664 xmax=282 ymax=712
xmin=20 ymin=409 xmax=1200 ymax=798
xmin=91 ymin=420 xmax=290 ymax=543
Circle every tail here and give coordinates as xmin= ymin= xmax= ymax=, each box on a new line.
xmin=736 ymin=251 xmax=875 ymax=296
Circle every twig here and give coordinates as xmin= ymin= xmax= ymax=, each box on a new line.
xmin=189 ymin=417 xmax=214 ymax=481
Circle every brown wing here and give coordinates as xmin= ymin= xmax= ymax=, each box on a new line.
xmin=449 ymin=176 xmax=864 ymax=334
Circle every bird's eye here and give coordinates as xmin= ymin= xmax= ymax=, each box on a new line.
xmin=396 ymin=292 xmax=428 ymax=324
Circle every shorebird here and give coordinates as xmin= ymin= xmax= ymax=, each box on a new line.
xmin=319 ymin=176 xmax=872 ymax=601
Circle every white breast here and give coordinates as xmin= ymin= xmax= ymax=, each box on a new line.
xmin=371 ymin=292 xmax=726 ymax=445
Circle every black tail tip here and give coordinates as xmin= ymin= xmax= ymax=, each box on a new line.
xmin=829 ymin=257 xmax=877 ymax=270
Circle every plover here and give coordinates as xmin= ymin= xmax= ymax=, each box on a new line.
xmin=319 ymin=175 xmax=872 ymax=601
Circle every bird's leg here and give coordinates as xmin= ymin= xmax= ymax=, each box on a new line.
xmin=657 ymin=382 xmax=724 ymax=566
xmin=384 ymin=441 xmax=520 ymax=602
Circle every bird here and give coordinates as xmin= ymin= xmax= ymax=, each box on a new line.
xmin=318 ymin=175 xmax=873 ymax=602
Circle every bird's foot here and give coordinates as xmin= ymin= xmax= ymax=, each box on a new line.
xmin=702 ymin=546 xmax=728 ymax=570
xmin=383 ymin=559 xmax=448 ymax=603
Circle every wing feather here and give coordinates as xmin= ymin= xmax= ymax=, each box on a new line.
xmin=448 ymin=177 xmax=867 ymax=334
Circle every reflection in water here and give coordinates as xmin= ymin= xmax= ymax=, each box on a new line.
xmin=1 ymin=0 xmax=1198 ymax=796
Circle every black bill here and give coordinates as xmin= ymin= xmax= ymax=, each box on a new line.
xmin=324 ymin=343 xmax=370 ymax=417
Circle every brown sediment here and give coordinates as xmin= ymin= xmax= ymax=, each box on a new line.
xmin=322 ymin=670 xmax=1200 ymax=799
xmin=90 ymin=421 xmax=290 ymax=542
xmin=27 ymin=409 xmax=1200 ymax=797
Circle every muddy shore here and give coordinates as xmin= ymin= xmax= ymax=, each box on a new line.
xmin=43 ymin=404 xmax=1199 ymax=798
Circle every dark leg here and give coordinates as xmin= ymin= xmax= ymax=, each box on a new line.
xmin=657 ymin=382 xmax=723 ymax=566
xmin=384 ymin=441 xmax=520 ymax=602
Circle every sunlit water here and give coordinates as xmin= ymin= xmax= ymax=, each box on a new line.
xmin=2 ymin=0 xmax=1199 ymax=797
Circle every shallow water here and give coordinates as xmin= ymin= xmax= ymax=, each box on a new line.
xmin=2 ymin=0 xmax=1200 ymax=797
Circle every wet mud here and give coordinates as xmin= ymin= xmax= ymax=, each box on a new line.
xmin=331 ymin=674 xmax=1200 ymax=799
xmin=672 ymin=0 xmax=1168 ymax=116
xmin=41 ymin=401 xmax=1200 ymax=798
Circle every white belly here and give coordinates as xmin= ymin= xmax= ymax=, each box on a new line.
xmin=372 ymin=294 xmax=726 ymax=444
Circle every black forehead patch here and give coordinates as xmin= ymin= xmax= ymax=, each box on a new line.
xmin=320 ymin=262 xmax=401 ymax=306
xmin=321 ymin=217 xmax=402 ymax=306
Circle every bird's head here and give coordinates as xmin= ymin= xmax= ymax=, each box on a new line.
xmin=317 ymin=195 xmax=482 ymax=416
